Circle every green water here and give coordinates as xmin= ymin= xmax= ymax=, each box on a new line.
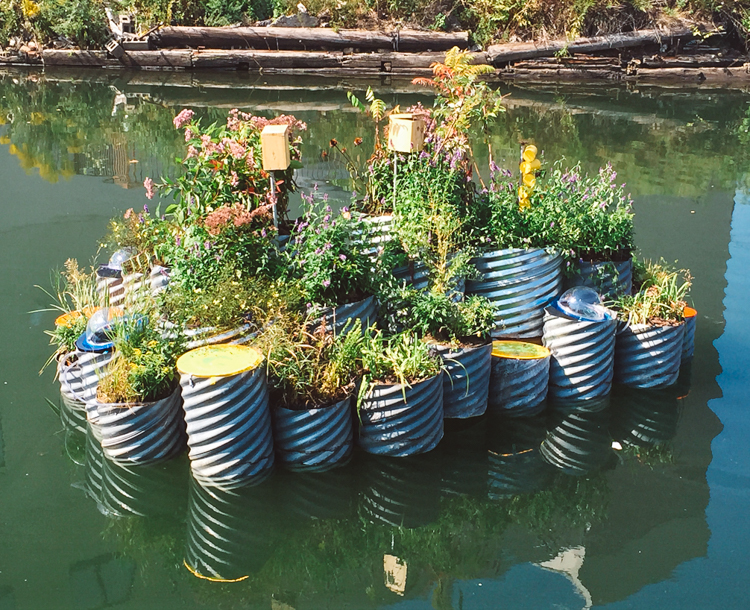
xmin=1 ymin=68 xmax=749 ymax=609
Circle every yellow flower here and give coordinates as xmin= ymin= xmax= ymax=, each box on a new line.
xmin=21 ymin=0 xmax=40 ymax=19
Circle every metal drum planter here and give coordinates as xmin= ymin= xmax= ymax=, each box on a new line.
xmin=95 ymin=388 xmax=185 ymax=465
xmin=393 ymin=260 xmax=429 ymax=291
xmin=682 ymin=307 xmax=697 ymax=362
xmin=149 ymin=265 xmax=171 ymax=295
xmin=357 ymin=373 xmax=444 ymax=457
xmin=568 ymin=259 xmax=633 ymax=299
xmin=178 ymin=345 xmax=274 ymax=488
xmin=183 ymin=324 xmax=255 ymax=350
xmin=488 ymin=341 xmax=550 ymax=417
xmin=61 ymin=348 xmax=116 ymax=409
xmin=96 ymin=267 xmax=125 ymax=307
xmin=360 ymin=213 xmax=394 ymax=258
xmin=435 ymin=342 xmax=492 ymax=419
xmin=309 ymin=295 xmax=378 ymax=336
xmin=614 ymin=322 xmax=685 ymax=389
xmin=467 ymin=248 xmax=563 ymax=338
xmin=543 ymin=310 xmax=617 ymax=401
xmin=271 ymin=396 xmax=354 ymax=471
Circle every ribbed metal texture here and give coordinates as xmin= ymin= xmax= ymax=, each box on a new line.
xmin=185 ymin=479 xmax=275 ymax=581
xmin=96 ymin=274 xmax=125 ymax=307
xmin=96 ymin=388 xmax=186 ymax=465
xmin=309 ymin=295 xmax=378 ymax=336
xmin=184 ymin=324 xmax=254 ymax=350
xmin=435 ymin=343 xmax=492 ymax=419
xmin=467 ymin=248 xmax=563 ymax=338
xmin=611 ymin=387 xmax=680 ymax=447
xmin=361 ymin=455 xmax=441 ymax=528
xmin=488 ymin=449 xmax=554 ymax=500
xmin=543 ymin=311 xmax=616 ymax=401
xmin=149 ymin=265 xmax=171 ymax=295
xmin=122 ymin=271 xmax=147 ymax=306
xmin=60 ymin=348 xmax=116 ymax=407
xmin=540 ymin=400 xmax=614 ymax=476
xmin=279 ymin=466 xmax=357 ymax=520
xmin=180 ymin=366 xmax=274 ymax=488
xmin=682 ymin=311 xmax=697 ymax=361
xmin=359 ymin=213 xmax=393 ymax=258
xmin=357 ymin=373 xmax=444 ymax=457
xmin=84 ymin=425 xmax=105 ymax=504
xmin=568 ymin=259 xmax=633 ymax=299
xmin=488 ymin=352 xmax=549 ymax=417
xmin=271 ymin=397 xmax=353 ymax=471
xmin=614 ymin=322 xmax=685 ymax=388
xmin=60 ymin=390 xmax=87 ymax=434
xmin=393 ymin=260 xmax=429 ymax=291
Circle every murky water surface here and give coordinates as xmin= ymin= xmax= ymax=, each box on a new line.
xmin=1 ymin=69 xmax=749 ymax=609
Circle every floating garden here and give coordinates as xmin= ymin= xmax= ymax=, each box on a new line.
xmin=43 ymin=50 xmax=696 ymax=533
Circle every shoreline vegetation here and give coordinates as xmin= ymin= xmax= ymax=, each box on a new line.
xmin=1 ymin=1 xmax=750 ymax=78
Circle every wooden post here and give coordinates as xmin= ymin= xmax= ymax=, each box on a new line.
xmin=261 ymin=124 xmax=291 ymax=229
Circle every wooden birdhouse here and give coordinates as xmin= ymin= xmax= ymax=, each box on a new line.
xmin=387 ymin=114 xmax=425 ymax=153
xmin=261 ymin=124 xmax=291 ymax=171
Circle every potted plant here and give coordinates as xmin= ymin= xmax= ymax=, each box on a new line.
xmin=357 ymin=329 xmax=444 ymax=457
xmin=93 ymin=313 xmax=185 ymax=465
xmin=284 ymin=191 xmax=378 ymax=335
xmin=385 ymin=287 xmax=495 ymax=419
xmin=612 ymin=260 xmax=691 ymax=388
xmin=262 ymin=316 xmax=363 ymax=471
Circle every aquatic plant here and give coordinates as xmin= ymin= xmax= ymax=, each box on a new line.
xmin=613 ymin=260 xmax=692 ymax=325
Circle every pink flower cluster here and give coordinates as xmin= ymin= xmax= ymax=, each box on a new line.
xmin=173 ymin=109 xmax=195 ymax=130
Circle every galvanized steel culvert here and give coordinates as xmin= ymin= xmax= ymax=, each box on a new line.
xmin=435 ymin=342 xmax=492 ymax=419
xmin=96 ymin=272 xmax=125 ymax=307
xmin=309 ymin=295 xmax=378 ymax=336
xmin=271 ymin=396 xmax=354 ymax=471
xmin=180 ymin=365 xmax=275 ymax=488
xmin=614 ymin=322 xmax=685 ymax=389
xmin=357 ymin=373 xmax=444 ymax=457
xmin=488 ymin=349 xmax=549 ymax=418
xmin=60 ymin=348 xmax=116 ymax=407
xmin=96 ymin=387 xmax=185 ymax=465
xmin=467 ymin=248 xmax=563 ymax=338
xmin=543 ymin=310 xmax=616 ymax=401
xmin=567 ymin=259 xmax=633 ymax=299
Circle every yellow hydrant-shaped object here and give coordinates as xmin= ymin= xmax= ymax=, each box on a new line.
xmin=519 ymin=144 xmax=540 ymax=209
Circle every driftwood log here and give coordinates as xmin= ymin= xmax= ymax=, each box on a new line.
xmin=43 ymin=49 xmax=192 ymax=68
xmin=488 ymin=27 xmax=693 ymax=65
xmin=151 ymin=26 xmax=469 ymax=52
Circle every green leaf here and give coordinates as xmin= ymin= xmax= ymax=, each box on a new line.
xmin=289 ymin=160 xmax=304 ymax=169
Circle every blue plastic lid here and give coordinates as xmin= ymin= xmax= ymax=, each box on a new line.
xmin=75 ymin=307 xmax=121 ymax=352
xmin=554 ymin=287 xmax=613 ymax=322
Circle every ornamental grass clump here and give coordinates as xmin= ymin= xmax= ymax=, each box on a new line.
xmin=613 ymin=260 xmax=692 ymax=326
xmin=96 ymin=313 xmax=184 ymax=404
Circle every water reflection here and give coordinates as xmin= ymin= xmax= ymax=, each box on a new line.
xmin=610 ymin=385 xmax=681 ymax=449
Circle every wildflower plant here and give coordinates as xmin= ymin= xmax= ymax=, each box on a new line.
xmin=146 ymin=108 xmax=306 ymax=225
xmin=285 ymin=189 xmax=374 ymax=309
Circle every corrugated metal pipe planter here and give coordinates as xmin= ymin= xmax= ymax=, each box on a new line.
xmin=542 ymin=308 xmax=617 ymax=401
xmin=96 ymin=265 xmax=125 ymax=307
xmin=682 ymin=306 xmax=697 ymax=362
xmin=610 ymin=386 xmax=680 ymax=448
xmin=60 ymin=348 xmax=116 ymax=422
xmin=308 ymin=295 xmax=378 ymax=336
xmin=360 ymin=454 xmax=441 ymax=528
xmin=540 ymin=398 xmax=615 ymax=476
xmin=488 ymin=341 xmax=550 ymax=417
xmin=614 ymin=321 xmax=685 ymax=388
xmin=466 ymin=248 xmax=563 ymax=338
xmin=178 ymin=345 xmax=274 ymax=488
xmin=183 ymin=324 xmax=255 ymax=350
xmin=57 ymin=352 xmax=86 ymax=417
xmin=95 ymin=387 xmax=186 ymax=465
xmin=185 ymin=478 xmax=276 ymax=582
xmin=271 ymin=396 xmax=354 ymax=471
xmin=149 ymin=265 xmax=170 ymax=295
xmin=357 ymin=373 xmax=444 ymax=457
xmin=567 ymin=258 xmax=633 ymax=299
xmin=434 ymin=342 xmax=492 ymax=419
xmin=393 ymin=259 xmax=465 ymax=299
xmin=358 ymin=213 xmax=394 ymax=258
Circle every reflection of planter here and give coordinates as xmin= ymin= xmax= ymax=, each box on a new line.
xmin=543 ymin=310 xmax=616 ymax=401
xmin=540 ymin=399 xmax=614 ymax=476
xmin=309 ymin=295 xmax=378 ymax=336
xmin=567 ymin=258 xmax=632 ymax=299
xmin=610 ymin=386 xmax=680 ymax=447
xmin=95 ymin=388 xmax=185 ymax=465
xmin=682 ymin=307 xmax=697 ymax=362
xmin=467 ymin=248 xmax=562 ymax=338
xmin=60 ymin=392 xmax=87 ymax=466
xmin=361 ymin=454 xmax=441 ymax=528
xmin=357 ymin=373 xmax=444 ymax=457
xmin=271 ymin=396 xmax=354 ymax=471
xmin=435 ymin=342 xmax=492 ymax=419
xmin=438 ymin=419 xmax=488 ymax=497
xmin=488 ymin=341 xmax=550 ymax=417
xmin=178 ymin=345 xmax=274 ymax=488
xmin=279 ymin=466 xmax=358 ymax=520
xmin=614 ymin=322 xmax=685 ymax=388
xmin=84 ymin=425 xmax=105 ymax=504
xmin=185 ymin=478 xmax=276 ymax=582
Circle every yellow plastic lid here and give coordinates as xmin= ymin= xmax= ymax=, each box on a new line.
xmin=492 ymin=340 xmax=550 ymax=360
xmin=177 ymin=344 xmax=263 ymax=378
xmin=54 ymin=306 xmax=103 ymax=328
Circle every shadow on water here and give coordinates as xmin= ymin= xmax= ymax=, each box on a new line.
xmin=0 ymin=68 xmax=736 ymax=608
